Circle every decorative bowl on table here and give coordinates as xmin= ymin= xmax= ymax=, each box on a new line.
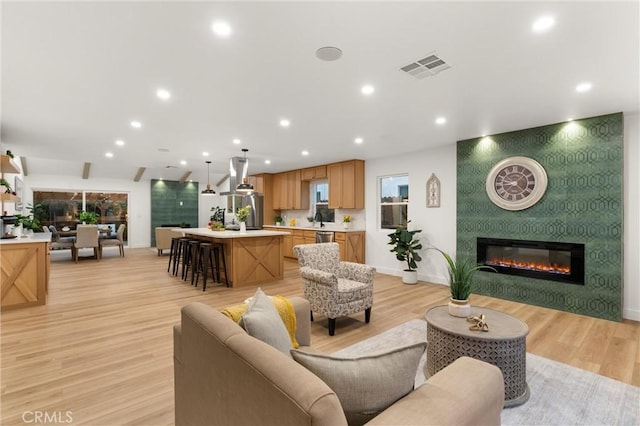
xmin=62 ymin=227 xmax=70 ymax=232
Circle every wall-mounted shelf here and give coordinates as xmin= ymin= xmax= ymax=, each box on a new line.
xmin=0 ymin=155 xmax=20 ymax=174
xmin=1 ymin=193 xmax=21 ymax=203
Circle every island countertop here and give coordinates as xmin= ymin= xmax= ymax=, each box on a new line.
xmin=181 ymin=228 xmax=290 ymax=239
xmin=0 ymin=233 xmax=52 ymax=245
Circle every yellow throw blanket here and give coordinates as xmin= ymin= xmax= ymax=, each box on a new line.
xmin=221 ymin=295 xmax=299 ymax=348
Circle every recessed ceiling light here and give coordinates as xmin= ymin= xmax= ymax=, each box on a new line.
xmin=575 ymin=82 xmax=592 ymax=93
xmin=361 ymin=85 xmax=375 ymax=95
xmin=105 ymin=152 xmax=114 ymax=158
xmin=156 ymin=88 xmax=171 ymax=100
xmin=211 ymin=21 xmax=232 ymax=38
xmin=130 ymin=120 xmax=142 ymax=129
xmin=115 ymin=139 xmax=125 ymax=146
xmin=301 ymin=150 xmax=309 ymax=156
xmin=280 ymin=119 xmax=290 ymax=128
xmin=532 ymin=16 xmax=555 ymax=33
xmin=180 ymin=160 xmax=187 ymax=165
xmin=264 ymin=159 xmax=271 ymax=165
xmin=233 ymin=138 xmax=241 ymax=145
xmin=202 ymin=152 xmax=209 ymax=157
xmin=354 ymin=137 xmax=363 ymax=144
xmin=316 ymin=46 xmax=343 ymax=61
xmin=435 ymin=117 xmax=447 ymax=125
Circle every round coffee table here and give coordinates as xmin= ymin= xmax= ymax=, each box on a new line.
xmin=425 ymin=305 xmax=530 ymax=407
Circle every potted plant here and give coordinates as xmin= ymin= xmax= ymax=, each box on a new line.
xmin=342 ymin=214 xmax=352 ymax=229
xmin=433 ymin=248 xmax=496 ymax=317
xmin=15 ymin=204 xmax=42 ymax=235
xmin=236 ymin=205 xmax=251 ymax=232
xmin=274 ymin=215 xmax=283 ymax=226
xmin=387 ymin=222 xmax=423 ymax=284
xmin=306 ymin=216 xmax=314 ymax=224
xmin=79 ymin=211 xmax=99 ymax=224
xmin=0 ymin=178 xmax=12 ymax=193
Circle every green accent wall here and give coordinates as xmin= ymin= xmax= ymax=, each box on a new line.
xmin=150 ymin=180 xmax=199 ymax=246
xmin=456 ymin=113 xmax=623 ymax=321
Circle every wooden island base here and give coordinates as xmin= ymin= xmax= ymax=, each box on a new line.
xmin=184 ymin=229 xmax=287 ymax=288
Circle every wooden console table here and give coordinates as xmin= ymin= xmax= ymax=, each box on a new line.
xmin=425 ymin=305 xmax=530 ymax=407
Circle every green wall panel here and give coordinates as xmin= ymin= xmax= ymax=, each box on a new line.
xmin=456 ymin=113 xmax=623 ymax=321
xmin=150 ymin=180 xmax=199 ymax=246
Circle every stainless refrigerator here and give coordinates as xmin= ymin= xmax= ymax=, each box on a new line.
xmin=227 ymin=193 xmax=264 ymax=230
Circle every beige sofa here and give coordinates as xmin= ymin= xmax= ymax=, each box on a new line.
xmin=155 ymin=227 xmax=180 ymax=255
xmin=174 ymin=297 xmax=505 ymax=426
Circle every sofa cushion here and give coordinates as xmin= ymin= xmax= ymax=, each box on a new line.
xmin=241 ymin=288 xmax=293 ymax=357
xmin=291 ymin=342 xmax=427 ymax=426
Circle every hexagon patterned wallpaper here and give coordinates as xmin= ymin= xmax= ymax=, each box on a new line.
xmin=457 ymin=113 xmax=623 ymax=321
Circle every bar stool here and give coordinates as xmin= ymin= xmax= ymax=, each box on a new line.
xmin=172 ymin=238 xmax=191 ymax=277
xmin=194 ymin=243 xmax=216 ymax=291
xmin=183 ymin=240 xmax=201 ymax=282
xmin=211 ymin=242 xmax=229 ymax=287
xmin=167 ymin=236 xmax=182 ymax=273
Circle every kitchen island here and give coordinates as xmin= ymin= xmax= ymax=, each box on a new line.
xmin=0 ymin=233 xmax=51 ymax=310
xmin=183 ymin=228 xmax=289 ymax=288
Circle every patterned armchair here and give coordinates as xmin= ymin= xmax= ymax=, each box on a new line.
xmin=293 ymin=242 xmax=375 ymax=336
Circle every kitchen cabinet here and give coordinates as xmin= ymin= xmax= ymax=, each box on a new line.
xmin=301 ymin=165 xmax=327 ymax=181
xmin=327 ymin=160 xmax=364 ymax=209
xmin=273 ymin=170 xmax=309 ymax=210
xmin=335 ymin=231 xmax=365 ymax=263
xmin=303 ymin=230 xmax=316 ymax=245
xmin=0 ymin=238 xmax=49 ymax=310
xmin=272 ymin=227 xmax=294 ymax=257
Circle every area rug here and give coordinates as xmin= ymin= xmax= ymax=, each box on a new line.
xmin=333 ymin=319 xmax=640 ymax=426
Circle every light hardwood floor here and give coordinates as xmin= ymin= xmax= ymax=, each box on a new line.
xmin=1 ymin=247 xmax=638 ymax=425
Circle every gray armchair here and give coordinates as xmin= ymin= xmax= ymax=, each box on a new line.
xmin=293 ymin=242 xmax=375 ymax=336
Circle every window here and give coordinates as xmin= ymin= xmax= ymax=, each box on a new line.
xmin=312 ymin=181 xmax=335 ymax=222
xmin=380 ymin=175 xmax=408 ymax=229
xmin=33 ymin=190 xmax=128 ymax=241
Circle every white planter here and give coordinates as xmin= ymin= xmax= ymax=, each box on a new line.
xmin=402 ymin=270 xmax=418 ymax=284
xmin=239 ymin=222 xmax=247 ymax=233
xmin=448 ymin=298 xmax=471 ymax=317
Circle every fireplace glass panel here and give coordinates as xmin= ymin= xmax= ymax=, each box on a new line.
xmin=485 ymin=246 xmax=571 ymax=276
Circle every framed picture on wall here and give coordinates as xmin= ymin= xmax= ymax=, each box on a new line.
xmin=14 ymin=176 xmax=24 ymax=211
xmin=426 ymin=173 xmax=440 ymax=208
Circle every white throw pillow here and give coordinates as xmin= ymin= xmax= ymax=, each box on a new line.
xmin=241 ymin=288 xmax=293 ymax=357
xmin=291 ymin=342 xmax=426 ymax=426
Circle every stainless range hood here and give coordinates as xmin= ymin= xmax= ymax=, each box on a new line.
xmin=220 ymin=150 xmax=255 ymax=195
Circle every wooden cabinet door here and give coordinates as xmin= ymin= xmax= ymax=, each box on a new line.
xmin=272 ymin=172 xmax=286 ymax=210
xmin=328 ymin=160 xmax=364 ymax=209
xmin=327 ymin=163 xmax=343 ymax=209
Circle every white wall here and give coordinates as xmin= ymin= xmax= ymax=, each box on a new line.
xmin=623 ymin=112 xmax=639 ymax=320
xmin=365 ymin=112 xmax=640 ymax=321
xmin=365 ymin=143 xmax=457 ymax=285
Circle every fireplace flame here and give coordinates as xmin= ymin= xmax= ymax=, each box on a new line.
xmin=487 ymin=258 xmax=570 ymax=275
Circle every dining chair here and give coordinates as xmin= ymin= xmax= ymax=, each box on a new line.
xmin=73 ymin=225 xmax=100 ymax=263
xmin=99 ymin=224 xmax=125 ymax=257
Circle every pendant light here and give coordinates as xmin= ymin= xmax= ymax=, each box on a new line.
xmin=201 ymin=160 xmax=216 ymax=195
xmin=236 ymin=148 xmax=254 ymax=192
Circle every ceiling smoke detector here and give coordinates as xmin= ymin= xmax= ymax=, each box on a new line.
xmin=316 ymin=46 xmax=343 ymax=61
xmin=400 ymin=52 xmax=451 ymax=79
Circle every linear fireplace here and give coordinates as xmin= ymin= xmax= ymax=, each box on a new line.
xmin=477 ymin=238 xmax=585 ymax=285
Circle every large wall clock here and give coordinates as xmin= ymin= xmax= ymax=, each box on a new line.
xmin=485 ymin=156 xmax=548 ymax=211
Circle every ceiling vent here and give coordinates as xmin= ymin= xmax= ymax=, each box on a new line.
xmin=400 ymin=52 xmax=451 ymax=79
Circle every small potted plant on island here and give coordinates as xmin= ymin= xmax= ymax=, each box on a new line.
xmin=342 ymin=214 xmax=351 ymax=229
xmin=433 ymin=248 xmax=496 ymax=317
xmin=387 ymin=221 xmax=422 ymax=284
xmin=235 ymin=205 xmax=251 ymax=233
xmin=274 ymin=215 xmax=283 ymax=226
